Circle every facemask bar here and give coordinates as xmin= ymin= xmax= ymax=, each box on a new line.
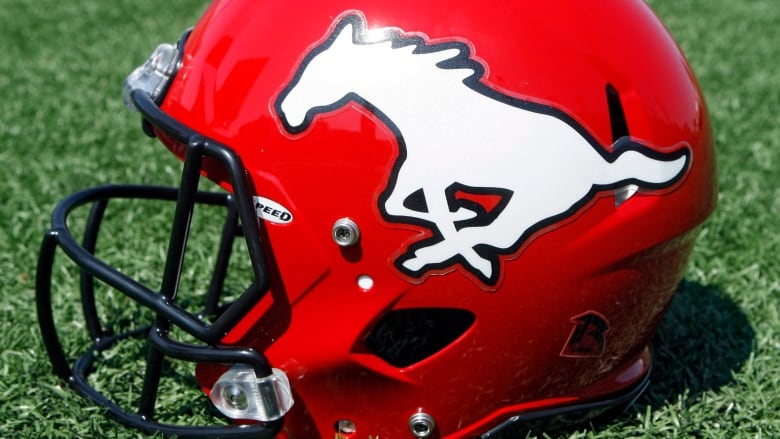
xmin=36 ymin=90 xmax=286 ymax=437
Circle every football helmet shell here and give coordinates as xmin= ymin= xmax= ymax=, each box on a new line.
xmin=37 ymin=0 xmax=716 ymax=437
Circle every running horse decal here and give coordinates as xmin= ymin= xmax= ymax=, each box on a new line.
xmin=275 ymin=13 xmax=690 ymax=287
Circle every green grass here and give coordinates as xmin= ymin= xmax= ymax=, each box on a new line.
xmin=1 ymin=0 xmax=778 ymax=437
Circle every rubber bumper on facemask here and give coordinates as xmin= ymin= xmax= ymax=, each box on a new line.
xmin=35 ymin=90 xmax=291 ymax=438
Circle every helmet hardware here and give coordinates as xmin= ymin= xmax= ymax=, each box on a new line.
xmin=332 ymin=218 xmax=361 ymax=247
xmin=122 ymin=43 xmax=180 ymax=111
xmin=209 ymin=365 xmax=294 ymax=422
xmin=222 ymin=383 xmax=249 ymax=410
xmin=336 ymin=419 xmax=357 ymax=435
xmin=408 ymin=412 xmax=436 ymax=438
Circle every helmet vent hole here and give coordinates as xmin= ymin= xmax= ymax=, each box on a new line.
xmin=605 ymin=83 xmax=629 ymax=141
xmin=365 ymin=308 xmax=475 ymax=367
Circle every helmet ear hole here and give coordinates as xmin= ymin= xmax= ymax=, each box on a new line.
xmin=365 ymin=308 xmax=476 ymax=368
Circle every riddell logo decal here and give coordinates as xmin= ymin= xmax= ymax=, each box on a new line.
xmin=254 ymin=196 xmax=293 ymax=224
xmin=560 ymin=311 xmax=610 ymax=358
xmin=275 ymin=12 xmax=690 ymax=288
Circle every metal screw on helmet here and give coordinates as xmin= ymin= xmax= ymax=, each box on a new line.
xmin=332 ymin=218 xmax=360 ymax=247
xmin=408 ymin=412 xmax=436 ymax=438
xmin=222 ymin=383 xmax=249 ymax=410
xmin=336 ymin=419 xmax=357 ymax=435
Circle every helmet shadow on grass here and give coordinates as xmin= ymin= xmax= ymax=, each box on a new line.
xmin=641 ymin=280 xmax=755 ymax=407
xmin=599 ymin=280 xmax=753 ymax=435
xmin=521 ymin=280 xmax=754 ymax=438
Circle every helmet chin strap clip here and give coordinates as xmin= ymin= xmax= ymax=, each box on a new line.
xmin=209 ymin=365 xmax=295 ymax=422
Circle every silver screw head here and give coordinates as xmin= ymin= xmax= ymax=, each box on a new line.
xmin=222 ymin=383 xmax=248 ymax=411
xmin=408 ymin=412 xmax=436 ymax=438
xmin=332 ymin=218 xmax=360 ymax=247
xmin=336 ymin=419 xmax=357 ymax=434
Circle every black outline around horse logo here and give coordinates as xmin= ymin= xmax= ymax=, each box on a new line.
xmin=275 ymin=13 xmax=690 ymax=288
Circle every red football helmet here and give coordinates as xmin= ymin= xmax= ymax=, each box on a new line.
xmin=37 ymin=0 xmax=716 ymax=437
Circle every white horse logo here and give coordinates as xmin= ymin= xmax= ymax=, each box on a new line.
xmin=275 ymin=13 xmax=690 ymax=287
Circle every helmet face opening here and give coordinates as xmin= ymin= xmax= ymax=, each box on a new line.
xmin=37 ymin=0 xmax=716 ymax=437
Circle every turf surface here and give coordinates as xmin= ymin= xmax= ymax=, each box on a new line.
xmin=0 ymin=0 xmax=778 ymax=437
